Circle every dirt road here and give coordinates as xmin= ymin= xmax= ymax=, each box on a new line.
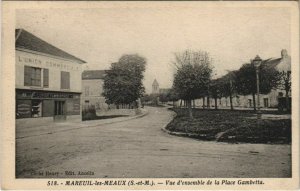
xmin=16 ymin=106 xmax=291 ymax=178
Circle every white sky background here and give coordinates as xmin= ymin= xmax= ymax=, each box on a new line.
xmin=16 ymin=6 xmax=291 ymax=93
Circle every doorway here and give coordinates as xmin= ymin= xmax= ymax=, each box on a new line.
xmin=54 ymin=101 xmax=66 ymax=121
xmin=264 ymin=98 xmax=269 ymax=108
xmin=248 ymin=99 xmax=252 ymax=107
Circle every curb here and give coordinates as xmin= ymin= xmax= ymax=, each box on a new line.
xmin=161 ymin=110 xmax=214 ymax=140
xmin=84 ymin=109 xmax=149 ymax=128
xmin=161 ymin=124 xmax=209 ymax=139
xmin=17 ymin=109 xmax=149 ymax=139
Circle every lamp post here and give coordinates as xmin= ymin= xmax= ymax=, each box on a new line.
xmin=252 ymin=55 xmax=262 ymax=120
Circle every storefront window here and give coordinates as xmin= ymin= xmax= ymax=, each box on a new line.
xmin=31 ymin=100 xmax=42 ymax=117
xmin=16 ymin=100 xmax=31 ymax=118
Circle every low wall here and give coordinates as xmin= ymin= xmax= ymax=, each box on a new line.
xmin=96 ymin=109 xmax=137 ymax=116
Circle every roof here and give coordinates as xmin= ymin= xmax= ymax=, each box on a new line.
xmin=275 ymin=57 xmax=291 ymax=72
xmin=152 ymin=79 xmax=159 ymax=86
xmin=82 ymin=70 xmax=108 ymax=80
xmin=262 ymin=58 xmax=281 ymax=69
xmin=15 ymin=29 xmax=86 ymax=64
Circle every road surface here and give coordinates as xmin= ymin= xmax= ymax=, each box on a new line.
xmin=16 ymin=106 xmax=291 ymax=178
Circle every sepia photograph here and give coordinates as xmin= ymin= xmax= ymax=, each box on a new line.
xmin=1 ymin=1 xmax=299 ymax=190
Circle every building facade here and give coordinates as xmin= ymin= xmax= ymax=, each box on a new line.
xmin=15 ymin=29 xmax=86 ymax=124
xmin=176 ymin=50 xmax=291 ymax=110
xmin=81 ymin=70 xmax=109 ymax=110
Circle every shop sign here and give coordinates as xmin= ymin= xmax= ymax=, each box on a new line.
xmin=32 ymin=92 xmax=74 ymax=99
xmin=17 ymin=55 xmax=80 ymax=71
xmin=17 ymin=91 xmax=79 ymax=99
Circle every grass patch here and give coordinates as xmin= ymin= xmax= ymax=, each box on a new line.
xmin=166 ymin=108 xmax=291 ymax=144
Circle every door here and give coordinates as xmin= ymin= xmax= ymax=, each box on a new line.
xmin=54 ymin=101 xmax=66 ymax=121
xmin=264 ymin=98 xmax=269 ymax=108
xmin=248 ymin=99 xmax=252 ymax=107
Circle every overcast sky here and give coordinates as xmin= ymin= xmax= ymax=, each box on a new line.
xmin=16 ymin=6 xmax=291 ymax=93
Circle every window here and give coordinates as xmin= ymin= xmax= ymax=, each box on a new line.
xmin=264 ymin=98 xmax=269 ymax=108
xmin=43 ymin=69 xmax=49 ymax=87
xmin=61 ymin=71 xmax=70 ymax=89
xmin=248 ymin=99 xmax=252 ymax=107
xmin=85 ymin=86 xmax=89 ymax=96
xmin=24 ymin=66 xmax=41 ymax=86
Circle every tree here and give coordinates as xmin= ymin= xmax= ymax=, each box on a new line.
xmin=158 ymin=93 xmax=169 ymax=104
xmin=235 ymin=60 xmax=281 ymax=111
xmin=141 ymin=94 xmax=151 ymax=104
xmin=103 ymin=54 xmax=146 ymax=108
xmin=218 ymin=71 xmax=237 ymax=110
xmin=209 ymin=79 xmax=222 ymax=110
xmin=166 ymin=88 xmax=180 ymax=108
xmin=172 ymin=50 xmax=213 ymax=119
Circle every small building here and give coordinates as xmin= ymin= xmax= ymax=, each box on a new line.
xmin=81 ymin=70 xmax=109 ymax=110
xmin=15 ymin=29 xmax=86 ymax=125
xmin=233 ymin=50 xmax=291 ymax=109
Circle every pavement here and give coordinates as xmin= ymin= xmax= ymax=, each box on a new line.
xmin=16 ymin=108 xmax=148 ymax=139
xmin=16 ymin=106 xmax=291 ymax=178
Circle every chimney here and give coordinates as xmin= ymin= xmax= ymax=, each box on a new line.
xmin=281 ymin=49 xmax=288 ymax=59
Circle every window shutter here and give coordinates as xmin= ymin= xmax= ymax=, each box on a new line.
xmin=66 ymin=72 xmax=70 ymax=89
xmin=61 ymin=71 xmax=70 ymax=89
xmin=24 ymin=66 xmax=31 ymax=86
xmin=61 ymin=71 xmax=64 ymax=89
xmin=43 ymin=69 xmax=49 ymax=87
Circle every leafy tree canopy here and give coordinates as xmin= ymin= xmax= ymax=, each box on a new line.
xmin=172 ymin=50 xmax=213 ymax=100
xmin=103 ymin=54 xmax=146 ymax=106
xmin=235 ymin=60 xmax=281 ymax=96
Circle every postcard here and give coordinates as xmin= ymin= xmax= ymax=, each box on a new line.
xmin=1 ymin=1 xmax=299 ymax=190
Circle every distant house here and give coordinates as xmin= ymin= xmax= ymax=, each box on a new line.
xmin=210 ymin=50 xmax=291 ymax=109
xmin=189 ymin=50 xmax=291 ymax=109
xmin=15 ymin=29 xmax=86 ymax=124
xmin=233 ymin=50 xmax=291 ymax=109
xmin=81 ymin=70 xmax=109 ymax=110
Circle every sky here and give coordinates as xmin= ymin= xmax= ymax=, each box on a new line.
xmin=16 ymin=5 xmax=291 ymax=93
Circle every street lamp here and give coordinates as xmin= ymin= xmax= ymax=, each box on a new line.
xmin=252 ymin=55 xmax=262 ymax=120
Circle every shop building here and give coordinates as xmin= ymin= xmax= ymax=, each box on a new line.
xmin=15 ymin=29 xmax=86 ymax=125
